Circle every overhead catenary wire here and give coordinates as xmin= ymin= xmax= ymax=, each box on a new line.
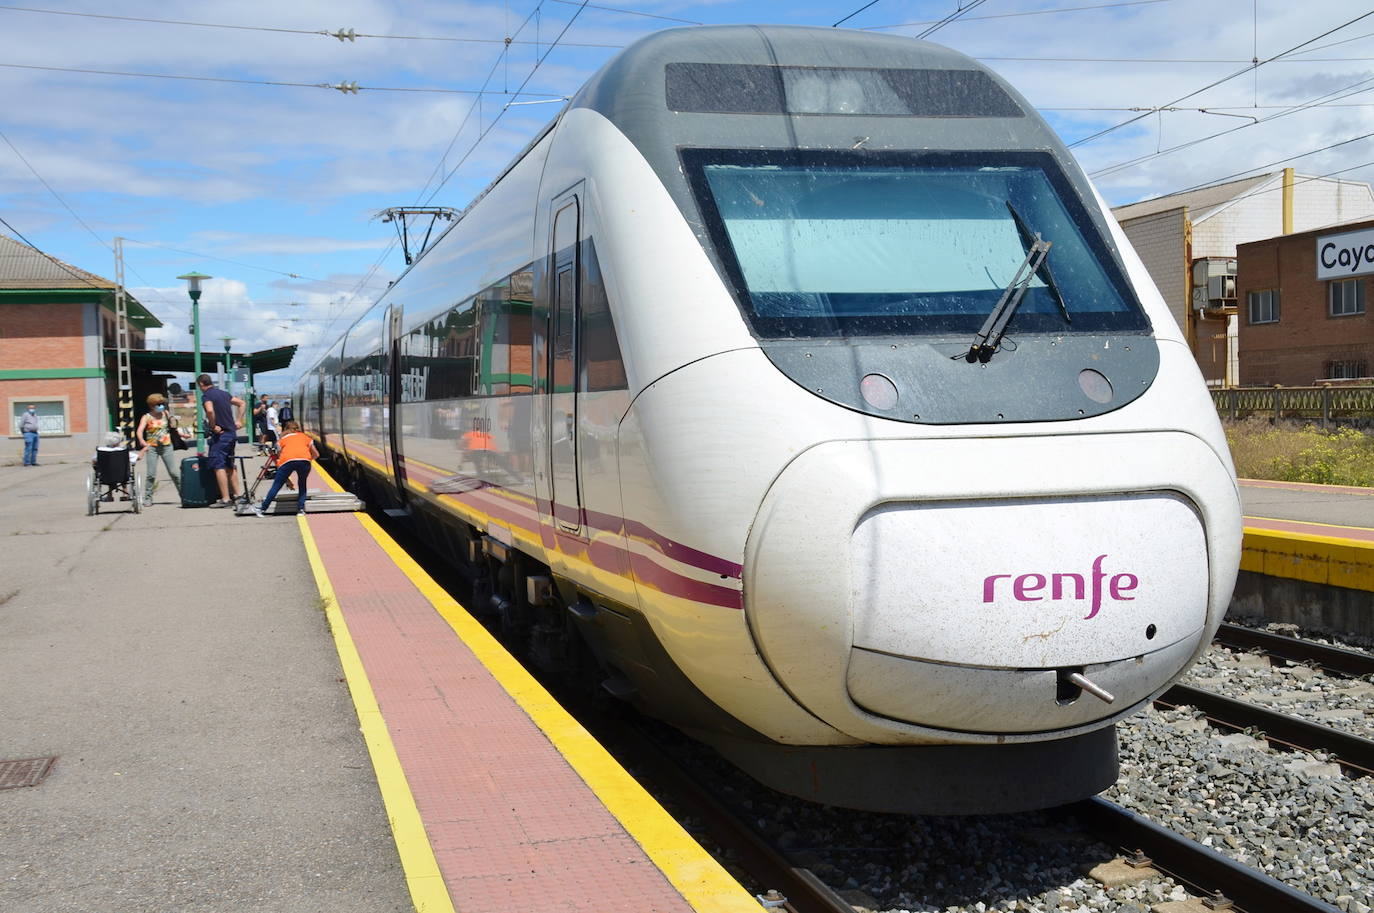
xmin=121 ymin=238 xmax=389 ymax=292
xmin=421 ymin=1 xmax=592 ymax=205
xmin=1044 ymin=103 xmax=1374 ymax=111
xmin=1068 ymin=7 xmax=1374 ymax=148
xmin=545 ymin=0 xmax=699 ymax=24
xmin=1147 ymin=137 xmax=1374 ymax=199
xmin=0 ymin=4 xmax=638 ymax=47
xmin=913 ymin=0 xmax=989 ymax=40
xmin=0 ymin=125 xmax=195 ymax=320
xmin=0 ymin=213 xmax=117 ymax=294
xmin=0 ymin=62 xmax=568 ymax=97
xmin=979 ymin=55 xmax=1374 ymax=65
xmin=310 ymin=3 xmax=593 ymax=361
xmin=1089 ymin=70 xmax=1374 ymax=177
xmin=410 ymin=0 xmax=569 ymax=206
xmin=863 ymin=0 xmax=1175 ymax=31
xmin=833 ymin=1 xmax=884 ymax=28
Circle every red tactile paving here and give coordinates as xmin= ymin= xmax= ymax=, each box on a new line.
xmin=305 ymin=511 xmax=697 ymax=913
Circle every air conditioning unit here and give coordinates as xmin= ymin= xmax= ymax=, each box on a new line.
xmin=1207 ymin=275 xmax=1237 ymax=301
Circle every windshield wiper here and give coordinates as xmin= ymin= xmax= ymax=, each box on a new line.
xmin=966 ymin=236 xmax=1052 ymax=363
xmin=1005 ymin=202 xmax=1070 ymax=326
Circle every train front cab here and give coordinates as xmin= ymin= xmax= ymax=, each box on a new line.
xmin=561 ymin=26 xmax=1244 ymax=812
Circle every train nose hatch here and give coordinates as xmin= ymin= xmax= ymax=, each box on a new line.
xmin=1057 ymin=669 xmax=1115 ymax=705
xmin=843 ymin=493 xmax=1209 ymax=734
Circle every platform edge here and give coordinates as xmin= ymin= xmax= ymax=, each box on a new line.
xmin=296 ymin=513 xmax=457 ymax=913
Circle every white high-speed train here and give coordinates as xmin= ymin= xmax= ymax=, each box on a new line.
xmin=298 ymin=25 xmax=1242 ymax=814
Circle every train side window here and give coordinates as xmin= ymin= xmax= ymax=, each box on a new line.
xmin=554 ymin=200 xmax=578 ymax=260
xmin=423 ymin=296 xmax=477 ymax=398
xmin=581 ymin=240 xmax=627 ymax=392
xmin=479 ymin=284 xmax=511 ymax=396
xmin=553 ymin=266 xmax=577 ymax=394
xmin=552 ymin=200 xmax=580 ymax=395
xmin=508 ymin=269 xmax=535 ymax=394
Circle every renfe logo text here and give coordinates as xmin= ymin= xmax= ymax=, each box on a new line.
xmin=982 ymin=555 xmax=1138 ymax=620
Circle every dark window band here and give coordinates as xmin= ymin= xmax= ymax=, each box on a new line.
xmin=665 ymin=63 xmax=1023 ymax=118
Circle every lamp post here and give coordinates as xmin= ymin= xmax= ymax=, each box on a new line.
xmin=221 ymin=336 xmax=234 ymax=400
xmin=178 ymin=272 xmax=212 ymax=455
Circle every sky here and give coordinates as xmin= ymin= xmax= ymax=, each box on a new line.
xmin=4 ymin=0 xmax=1374 ymax=393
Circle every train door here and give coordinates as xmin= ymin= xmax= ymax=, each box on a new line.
xmin=384 ymin=303 xmax=409 ymax=503
xmin=549 ymin=189 xmax=582 ymax=534
xmin=314 ymin=371 xmax=326 ymax=450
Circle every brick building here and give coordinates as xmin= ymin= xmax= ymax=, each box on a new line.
xmin=1113 ymin=170 xmax=1374 ymax=385
xmin=1236 ymin=219 xmax=1373 ymax=386
xmin=1 ymin=232 xmax=159 ymax=456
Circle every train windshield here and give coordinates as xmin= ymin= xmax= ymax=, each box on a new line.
xmin=684 ymin=149 xmax=1148 ymax=339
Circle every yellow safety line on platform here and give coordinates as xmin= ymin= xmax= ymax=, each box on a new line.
xmin=303 ymin=457 xmax=755 ymax=912
xmin=1245 ymin=516 xmax=1374 ymax=538
xmin=352 ymin=512 xmax=760 ymax=913
xmin=296 ymin=513 xmax=456 ymax=913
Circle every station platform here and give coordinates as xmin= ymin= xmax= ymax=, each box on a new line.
xmin=1239 ymin=479 xmax=1374 ymax=592
xmin=0 ymin=456 xmax=755 ymax=913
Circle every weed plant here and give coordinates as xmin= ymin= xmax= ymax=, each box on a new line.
xmin=1224 ymin=418 xmax=1374 ymax=486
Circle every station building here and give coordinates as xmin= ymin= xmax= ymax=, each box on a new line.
xmin=1 ymin=232 xmax=159 ymax=455
xmin=1113 ymin=170 xmax=1374 ymax=385
xmin=1235 ymin=218 xmax=1374 ymax=386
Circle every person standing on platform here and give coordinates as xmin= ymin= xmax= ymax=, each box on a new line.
xmin=278 ymin=400 xmax=294 ymax=424
xmin=198 ymin=373 xmax=245 ymax=508
xmin=252 ymin=400 xmax=268 ymax=449
xmin=264 ymin=399 xmax=280 ymax=447
xmin=19 ymin=404 xmax=40 ymax=466
xmin=135 ymin=393 xmax=181 ymax=505
xmin=251 ymin=420 xmax=317 ymax=517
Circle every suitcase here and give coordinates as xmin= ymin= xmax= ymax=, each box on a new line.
xmin=179 ymin=456 xmax=217 ymax=507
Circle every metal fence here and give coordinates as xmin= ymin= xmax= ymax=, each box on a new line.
xmin=1212 ymin=385 xmax=1374 ymax=428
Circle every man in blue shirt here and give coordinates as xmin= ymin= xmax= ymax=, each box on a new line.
xmin=19 ymin=404 xmax=39 ymax=466
xmin=198 ymin=374 xmax=245 ymax=507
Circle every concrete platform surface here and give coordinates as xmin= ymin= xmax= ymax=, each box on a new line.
xmin=1240 ymin=478 xmax=1374 ymax=532
xmin=0 ymin=459 xmax=411 ymax=912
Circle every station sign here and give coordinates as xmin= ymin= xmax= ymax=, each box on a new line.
xmin=1316 ymin=226 xmax=1374 ymax=280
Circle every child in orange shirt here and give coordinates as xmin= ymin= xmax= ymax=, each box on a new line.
xmin=251 ymin=420 xmax=318 ymax=516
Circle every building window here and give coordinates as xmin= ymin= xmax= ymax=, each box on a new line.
xmin=10 ymin=400 xmax=67 ymax=435
xmin=1325 ymin=360 xmax=1368 ymax=380
xmin=1247 ymin=289 xmax=1280 ymax=324
xmin=1329 ymin=279 xmax=1366 ymax=317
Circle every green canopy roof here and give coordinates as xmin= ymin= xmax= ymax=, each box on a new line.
xmin=118 ymin=344 xmax=297 ymax=375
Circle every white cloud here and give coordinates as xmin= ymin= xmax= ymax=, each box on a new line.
xmin=8 ymin=0 xmax=1374 ymax=364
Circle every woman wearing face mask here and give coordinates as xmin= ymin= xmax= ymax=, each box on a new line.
xmin=136 ymin=393 xmax=181 ymax=506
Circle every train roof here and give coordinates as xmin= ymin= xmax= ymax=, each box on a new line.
xmin=571 ymin=24 xmax=1031 ymax=133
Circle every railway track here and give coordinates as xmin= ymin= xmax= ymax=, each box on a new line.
xmin=372 ymin=507 xmax=1364 ymax=911
xmin=592 ymin=716 xmax=855 ymax=913
xmin=1214 ymin=623 xmax=1374 ymax=677
xmin=1068 ymin=798 xmax=1342 ymax=913
xmin=1153 ymin=624 xmax=1374 ymax=776
xmin=1156 ymin=684 xmax=1374 ymax=777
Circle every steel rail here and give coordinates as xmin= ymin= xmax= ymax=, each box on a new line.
xmin=367 ymin=504 xmax=853 ymax=913
xmin=1069 ymin=797 xmax=1342 ymax=913
xmin=1157 ymin=684 xmax=1374 ymax=776
xmin=602 ymin=720 xmax=856 ymax=913
xmin=1214 ymin=623 xmax=1374 ymax=678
